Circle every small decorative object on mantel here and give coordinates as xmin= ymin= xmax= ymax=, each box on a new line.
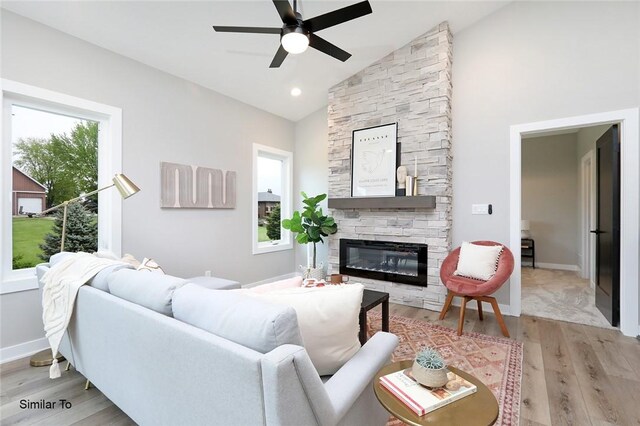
xmin=351 ymin=122 xmax=398 ymax=197
xmin=396 ymin=166 xmax=407 ymax=196
xmin=405 ymin=176 xmax=419 ymax=196
xmin=412 ymin=347 xmax=448 ymax=388
xmin=160 ymin=161 xmax=236 ymax=209
xmin=282 ymin=192 xmax=338 ymax=280
xmin=404 ymin=155 xmax=420 ymax=196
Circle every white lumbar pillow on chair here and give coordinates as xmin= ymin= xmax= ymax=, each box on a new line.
xmin=454 ymin=242 xmax=503 ymax=281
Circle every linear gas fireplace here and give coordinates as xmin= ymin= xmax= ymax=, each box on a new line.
xmin=339 ymin=239 xmax=428 ymax=287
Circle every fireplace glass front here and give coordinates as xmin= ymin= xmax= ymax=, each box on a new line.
xmin=339 ymin=239 xmax=428 ymax=286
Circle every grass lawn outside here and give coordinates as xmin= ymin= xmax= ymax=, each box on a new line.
xmin=12 ymin=217 xmax=55 ymax=268
xmin=258 ymin=225 xmax=270 ymax=242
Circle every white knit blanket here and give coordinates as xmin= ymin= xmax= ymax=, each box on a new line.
xmin=41 ymin=252 xmax=126 ymax=379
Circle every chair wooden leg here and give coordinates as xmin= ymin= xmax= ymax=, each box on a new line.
xmin=488 ymin=297 xmax=510 ymax=338
xmin=477 ymin=299 xmax=484 ymax=321
xmin=439 ymin=292 xmax=455 ymax=320
xmin=458 ymin=297 xmax=469 ymax=335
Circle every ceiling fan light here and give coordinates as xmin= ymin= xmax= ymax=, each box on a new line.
xmin=282 ymin=32 xmax=309 ymax=54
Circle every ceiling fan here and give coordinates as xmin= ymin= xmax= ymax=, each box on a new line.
xmin=213 ymin=0 xmax=373 ymax=68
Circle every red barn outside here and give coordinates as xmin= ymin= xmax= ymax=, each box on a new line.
xmin=12 ymin=166 xmax=46 ymax=215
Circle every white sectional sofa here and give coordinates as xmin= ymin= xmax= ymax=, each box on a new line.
xmin=36 ymin=256 xmax=398 ymax=426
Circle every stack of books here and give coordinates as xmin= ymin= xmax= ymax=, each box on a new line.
xmin=379 ymin=368 xmax=477 ymax=416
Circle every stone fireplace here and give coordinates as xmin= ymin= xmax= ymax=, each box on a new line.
xmin=327 ymin=22 xmax=453 ymax=310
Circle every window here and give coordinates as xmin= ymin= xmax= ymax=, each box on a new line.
xmin=10 ymin=106 xmax=98 ymax=271
xmin=1 ymin=79 xmax=122 ymax=294
xmin=252 ymin=143 xmax=292 ymax=254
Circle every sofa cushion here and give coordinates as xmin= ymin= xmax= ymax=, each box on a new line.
xmin=172 ymin=284 xmax=303 ymax=353
xmin=49 ymin=251 xmax=76 ymax=266
xmin=186 ymin=276 xmax=240 ymax=290
xmin=246 ymin=283 xmax=364 ymax=376
xmin=108 ymin=269 xmax=186 ymax=316
xmin=89 ymin=263 xmax=134 ymax=292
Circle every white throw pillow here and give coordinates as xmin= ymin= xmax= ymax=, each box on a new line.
xmin=245 ymin=283 xmax=364 ymax=376
xmin=247 ymin=276 xmax=303 ymax=294
xmin=454 ymin=242 xmax=503 ymax=281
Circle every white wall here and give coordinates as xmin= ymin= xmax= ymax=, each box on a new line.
xmin=292 ymin=107 xmax=329 ymax=270
xmin=452 ymin=1 xmax=640 ymax=306
xmin=576 ymin=124 xmax=608 ymax=276
xmin=522 ymin=134 xmax=579 ymax=267
xmin=1 ymin=11 xmax=295 ymax=356
xmin=577 ymin=125 xmax=608 ymax=160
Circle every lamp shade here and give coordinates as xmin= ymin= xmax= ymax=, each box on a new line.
xmin=521 ymin=220 xmax=530 ymax=231
xmin=112 ymin=173 xmax=140 ymax=199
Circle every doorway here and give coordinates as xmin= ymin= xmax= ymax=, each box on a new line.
xmin=509 ymin=108 xmax=639 ymax=337
xmin=519 ymin=125 xmax=615 ymax=328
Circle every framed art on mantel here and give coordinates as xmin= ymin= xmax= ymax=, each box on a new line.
xmin=351 ymin=122 xmax=398 ymax=197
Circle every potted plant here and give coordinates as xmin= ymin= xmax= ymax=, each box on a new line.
xmin=282 ymin=192 xmax=338 ymax=280
xmin=412 ymin=347 xmax=448 ymax=388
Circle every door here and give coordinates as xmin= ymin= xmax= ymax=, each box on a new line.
xmin=593 ymin=125 xmax=620 ymax=326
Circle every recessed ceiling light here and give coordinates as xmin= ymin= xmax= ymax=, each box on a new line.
xmin=291 ymin=88 xmax=302 ymax=97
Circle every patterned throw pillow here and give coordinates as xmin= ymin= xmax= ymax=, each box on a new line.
xmin=136 ymin=258 xmax=165 ymax=274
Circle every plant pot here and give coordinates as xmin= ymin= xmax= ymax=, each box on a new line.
xmin=411 ymin=360 xmax=448 ymax=388
xmin=300 ymin=263 xmax=325 ymax=281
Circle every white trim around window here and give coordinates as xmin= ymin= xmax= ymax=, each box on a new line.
xmin=0 ymin=79 xmax=123 ymax=294
xmin=252 ymin=143 xmax=293 ymax=255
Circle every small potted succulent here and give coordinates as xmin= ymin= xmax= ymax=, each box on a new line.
xmin=412 ymin=347 xmax=448 ymax=388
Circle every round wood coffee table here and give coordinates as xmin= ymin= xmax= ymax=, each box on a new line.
xmin=374 ymin=360 xmax=499 ymax=426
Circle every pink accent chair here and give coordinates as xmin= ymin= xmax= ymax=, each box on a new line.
xmin=438 ymin=241 xmax=514 ymax=337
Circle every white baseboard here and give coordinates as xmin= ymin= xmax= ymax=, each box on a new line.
xmin=243 ymin=272 xmax=299 ymax=289
xmin=0 ymin=337 xmax=48 ymax=364
xmin=451 ymin=298 xmax=513 ymax=317
xmin=532 ymin=262 xmax=580 ymax=272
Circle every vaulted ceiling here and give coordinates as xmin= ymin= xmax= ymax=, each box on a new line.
xmin=2 ymin=1 xmax=508 ymax=121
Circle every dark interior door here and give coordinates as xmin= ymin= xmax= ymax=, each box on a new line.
xmin=593 ymin=125 xmax=620 ymax=326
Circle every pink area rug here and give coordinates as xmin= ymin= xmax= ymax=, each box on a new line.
xmin=367 ymin=312 xmax=522 ymax=426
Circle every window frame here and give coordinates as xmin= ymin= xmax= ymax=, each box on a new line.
xmin=1 ymin=79 xmax=123 ymax=294
xmin=252 ymin=143 xmax=293 ymax=255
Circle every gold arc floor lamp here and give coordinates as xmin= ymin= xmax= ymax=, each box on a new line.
xmin=30 ymin=173 xmax=140 ymax=367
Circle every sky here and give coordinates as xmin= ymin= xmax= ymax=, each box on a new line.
xmin=257 ymin=156 xmax=282 ymax=196
xmin=11 ymin=105 xmax=88 ymax=159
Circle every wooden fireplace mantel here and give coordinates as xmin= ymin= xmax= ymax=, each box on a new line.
xmin=328 ymin=196 xmax=436 ymax=209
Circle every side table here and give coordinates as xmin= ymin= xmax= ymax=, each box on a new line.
xmin=360 ymin=289 xmax=390 ymax=344
xmin=373 ymin=360 xmax=499 ymax=426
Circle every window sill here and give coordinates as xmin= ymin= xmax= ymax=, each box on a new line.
xmin=253 ymin=241 xmax=293 ymax=255
xmin=1 ymin=270 xmax=39 ymax=294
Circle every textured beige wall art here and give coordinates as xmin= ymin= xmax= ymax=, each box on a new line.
xmin=160 ymin=161 xmax=236 ymax=209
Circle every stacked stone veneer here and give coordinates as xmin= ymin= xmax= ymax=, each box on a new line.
xmin=327 ymin=22 xmax=453 ymax=310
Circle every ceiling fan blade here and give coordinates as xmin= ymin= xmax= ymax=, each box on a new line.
xmin=270 ymin=45 xmax=289 ymax=68
xmin=273 ymin=0 xmax=297 ymax=24
xmin=309 ymin=33 xmax=351 ymax=62
xmin=303 ymin=1 xmax=372 ymax=32
xmin=213 ymin=26 xmax=281 ymax=34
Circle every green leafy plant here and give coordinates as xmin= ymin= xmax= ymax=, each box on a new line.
xmin=415 ymin=347 xmax=445 ymax=370
xmin=282 ymin=192 xmax=338 ymax=269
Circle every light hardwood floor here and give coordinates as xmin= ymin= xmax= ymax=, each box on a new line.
xmin=1 ymin=304 xmax=638 ymax=425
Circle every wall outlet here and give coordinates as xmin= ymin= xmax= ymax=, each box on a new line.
xmin=472 ymin=204 xmax=492 ymax=215
xmin=204 ymin=270 xmax=212 ymax=277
